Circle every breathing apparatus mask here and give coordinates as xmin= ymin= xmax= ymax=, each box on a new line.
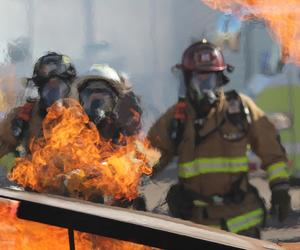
xmin=79 ymin=80 xmax=119 ymax=139
xmin=179 ymin=39 xmax=234 ymax=115
xmin=187 ymin=71 xmax=221 ymax=115
xmin=33 ymin=52 xmax=76 ymax=115
xmin=38 ymin=77 xmax=71 ymax=114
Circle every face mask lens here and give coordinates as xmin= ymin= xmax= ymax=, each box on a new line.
xmin=81 ymin=92 xmax=113 ymax=115
xmin=40 ymin=77 xmax=70 ymax=107
xmin=190 ymin=72 xmax=218 ymax=94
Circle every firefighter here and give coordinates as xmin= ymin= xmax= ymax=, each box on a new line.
xmin=0 ymin=58 xmax=145 ymax=209
xmin=147 ymin=39 xmax=291 ymax=238
xmin=73 ymin=64 xmax=142 ymax=143
xmin=0 ymin=52 xmax=77 ymax=168
xmin=70 ymin=64 xmax=144 ymax=209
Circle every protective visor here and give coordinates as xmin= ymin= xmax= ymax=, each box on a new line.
xmin=40 ymin=77 xmax=70 ymax=108
xmin=79 ymin=80 xmax=116 ymax=120
xmin=190 ymin=72 xmax=218 ymax=98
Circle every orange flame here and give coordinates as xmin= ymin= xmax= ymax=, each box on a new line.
xmin=202 ymin=0 xmax=300 ymax=65
xmin=0 ymin=199 xmax=157 ymax=250
xmin=0 ymin=65 xmax=17 ymax=112
xmin=9 ymin=98 xmax=160 ymax=202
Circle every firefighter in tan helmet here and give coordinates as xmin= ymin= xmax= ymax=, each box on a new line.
xmin=147 ymin=39 xmax=291 ymax=238
xmin=0 ymin=52 xmax=77 ymax=170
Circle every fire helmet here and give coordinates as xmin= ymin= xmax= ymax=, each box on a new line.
xmin=179 ymin=40 xmax=232 ymax=112
xmin=32 ymin=52 xmax=76 ymax=86
xmin=181 ymin=39 xmax=227 ymax=72
xmin=88 ymin=64 xmax=121 ymax=84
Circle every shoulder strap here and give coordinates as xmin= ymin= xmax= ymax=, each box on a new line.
xmin=219 ymin=90 xmax=251 ymax=141
xmin=12 ymin=100 xmax=37 ymax=157
xmin=169 ymin=99 xmax=187 ymax=148
xmin=225 ymin=90 xmax=251 ymax=125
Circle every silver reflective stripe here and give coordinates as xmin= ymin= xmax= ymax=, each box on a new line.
xmin=267 ymin=161 xmax=289 ymax=182
xmin=178 ymin=157 xmax=248 ymax=178
xmin=227 ymin=208 xmax=264 ymax=234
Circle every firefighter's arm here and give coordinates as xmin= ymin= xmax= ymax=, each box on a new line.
xmin=249 ymin=114 xmax=290 ymax=185
xmin=245 ymin=95 xmax=291 ymax=221
xmin=0 ymin=108 xmax=19 ymax=157
xmin=147 ymin=106 xmax=177 ymax=178
xmin=244 ymin=95 xmax=289 ymax=186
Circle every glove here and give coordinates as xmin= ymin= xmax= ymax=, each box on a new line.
xmin=11 ymin=118 xmax=28 ymax=139
xmin=166 ymin=184 xmax=194 ymax=220
xmin=271 ymin=188 xmax=291 ymax=222
xmin=140 ymin=175 xmax=152 ymax=187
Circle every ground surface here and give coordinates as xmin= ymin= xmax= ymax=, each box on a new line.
xmin=141 ymin=162 xmax=300 ymax=243
xmin=1 ymin=159 xmax=300 ymax=244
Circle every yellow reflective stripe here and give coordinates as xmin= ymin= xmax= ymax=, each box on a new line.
xmin=227 ymin=209 xmax=264 ymax=234
xmin=178 ymin=157 xmax=248 ymax=178
xmin=0 ymin=152 xmax=16 ymax=172
xmin=180 ymin=157 xmax=248 ymax=168
xmin=193 ymin=200 xmax=208 ymax=207
xmin=267 ymin=161 xmax=289 ymax=182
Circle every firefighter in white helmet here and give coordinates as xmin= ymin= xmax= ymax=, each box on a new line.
xmin=73 ymin=64 xmax=142 ymax=143
xmin=70 ymin=64 xmax=145 ymax=209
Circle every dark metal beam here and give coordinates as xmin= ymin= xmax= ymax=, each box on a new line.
xmin=17 ymin=200 xmax=232 ymax=250
xmin=68 ymin=228 xmax=75 ymax=250
xmin=0 ymin=188 xmax=282 ymax=250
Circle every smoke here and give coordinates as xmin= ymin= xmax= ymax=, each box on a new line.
xmin=1 ymin=0 xmax=296 ymax=128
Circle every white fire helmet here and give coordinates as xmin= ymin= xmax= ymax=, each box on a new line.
xmin=88 ymin=64 xmax=121 ymax=84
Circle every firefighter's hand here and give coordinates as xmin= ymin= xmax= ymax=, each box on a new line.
xmin=166 ymin=184 xmax=194 ymax=220
xmin=11 ymin=118 xmax=28 ymax=138
xmin=271 ymin=188 xmax=291 ymax=222
xmin=140 ymin=175 xmax=152 ymax=187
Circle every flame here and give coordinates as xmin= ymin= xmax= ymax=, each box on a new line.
xmin=9 ymin=98 xmax=160 ymax=202
xmin=202 ymin=0 xmax=300 ymax=65
xmin=0 ymin=65 xmax=17 ymax=112
xmin=0 ymin=199 xmax=157 ymax=250
xmin=0 ymin=89 xmax=7 ymax=113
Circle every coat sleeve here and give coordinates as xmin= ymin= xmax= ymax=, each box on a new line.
xmin=242 ymin=94 xmax=289 ymax=187
xmin=0 ymin=108 xmax=19 ymax=157
xmin=147 ymin=106 xmax=177 ymax=177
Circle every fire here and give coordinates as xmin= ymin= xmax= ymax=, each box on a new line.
xmin=9 ymin=98 xmax=160 ymax=202
xmin=0 ymin=89 xmax=7 ymax=113
xmin=202 ymin=0 xmax=300 ymax=65
xmin=0 ymin=199 xmax=156 ymax=250
xmin=0 ymin=65 xmax=17 ymax=112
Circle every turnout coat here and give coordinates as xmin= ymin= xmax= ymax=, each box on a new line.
xmin=148 ymin=92 xmax=289 ymax=233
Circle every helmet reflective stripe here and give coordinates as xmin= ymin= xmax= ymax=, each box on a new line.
xmin=62 ymin=55 xmax=71 ymax=64
xmin=89 ymin=64 xmax=121 ymax=84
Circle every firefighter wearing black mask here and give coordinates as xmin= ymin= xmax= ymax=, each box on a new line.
xmin=33 ymin=52 xmax=76 ymax=115
xmin=0 ymin=52 xmax=77 ymax=173
xmin=76 ymin=73 xmax=142 ymax=143
xmin=78 ymin=78 xmax=120 ymax=140
xmin=11 ymin=51 xmax=77 ymax=138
